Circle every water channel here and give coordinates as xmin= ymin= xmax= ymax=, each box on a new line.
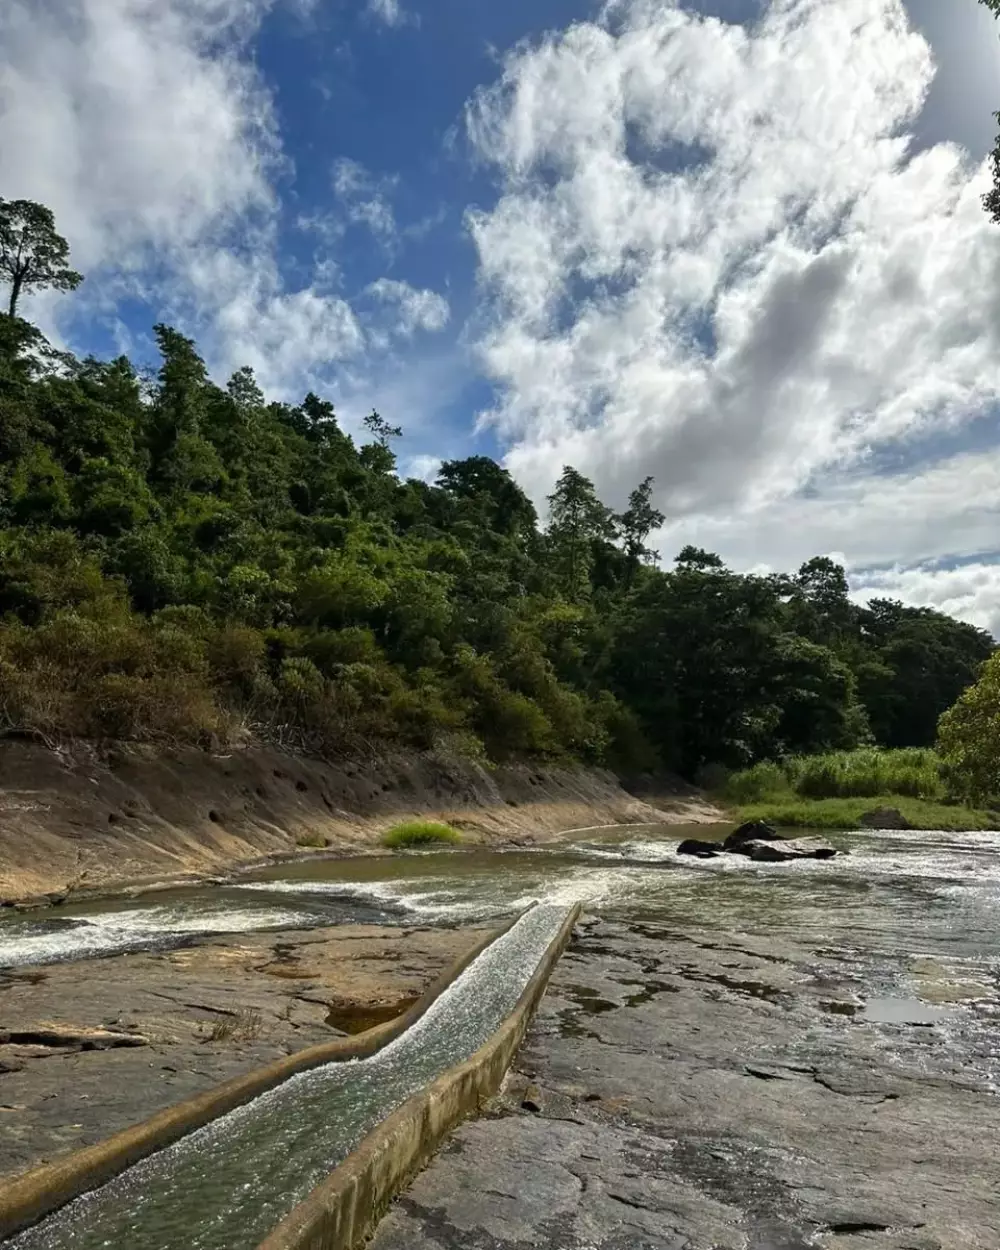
xmin=2 ymin=822 xmax=1000 ymax=1246
xmin=6 ymin=904 xmax=570 ymax=1250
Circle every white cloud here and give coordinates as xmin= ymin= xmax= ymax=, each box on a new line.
xmin=656 ymin=447 xmax=1000 ymax=577
xmin=405 ymin=453 xmax=443 ymax=483
xmin=850 ymin=562 xmax=1000 ymax=637
xmin=0 ymin=0 xmax=447 ymax=401
xmin=0 ymin=0 xmax=277 ymax=277
xmin=366 ymin=278 xmax=450 ymax=337
xmin=465 ymin=0 xmax=1000 ymax=600
xmin=365 ymin=0 xmax=417 ymax=29
xmin=331 ymin=157 xmax=399 ymax=250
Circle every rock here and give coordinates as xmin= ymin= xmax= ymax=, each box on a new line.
xmin=676 ymin=839 xmax=722 ymax=859
xmin=0 ymin=1024 xmax=150 ymax=1050
xmin=738 ymin=838 xmax=837 ymax=863
xmin=858 ymin=807 xmax=911 ymax=830
xmin=521 ymin=1083 xmax=544 ymax=1113
xmin=723 ymin=820 xmax=784 ymax=851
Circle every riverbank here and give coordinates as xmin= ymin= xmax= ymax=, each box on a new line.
xmin=0 ymin=738 xmax=722 ymax=905
xmin=726 ymin=795 xmax=1000 ymax=831
xmin=371 ymin=913 xmax=1000 ymax=1250
xmin=0 ymin=922 xmax=489 ymax=1182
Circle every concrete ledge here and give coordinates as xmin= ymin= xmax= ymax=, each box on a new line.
xmin=257 ymin=903 xmax=582 ymax=1250
xmin=0 ymin=918 xmax=518 ymax=1242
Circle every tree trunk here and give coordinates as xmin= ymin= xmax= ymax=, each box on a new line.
xmin=8 ymin=275 xmax=22 ymax=318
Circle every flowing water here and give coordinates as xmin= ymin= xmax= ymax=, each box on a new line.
xmin=7 ymin=904 xmax=570 ymax=1250
xmin=2 ymin=822 xmax=1000 ymax=1246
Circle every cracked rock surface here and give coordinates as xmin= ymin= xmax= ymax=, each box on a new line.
xmin=370 ymin=916 xmax=999 ymax=1250
xmin=0 ymin=923 xmax=485 ymax=1180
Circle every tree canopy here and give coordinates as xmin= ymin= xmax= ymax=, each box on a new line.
xmin=0 ymin=200 xmax=993 ymax=779
xmin=0 ymin=199 xmax=83 ymax=317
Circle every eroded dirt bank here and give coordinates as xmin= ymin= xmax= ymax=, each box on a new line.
xmin=0 ymin=739 xmax=721 ymax=905
xmin=0 ymin=923 xmax=488 ymax=1182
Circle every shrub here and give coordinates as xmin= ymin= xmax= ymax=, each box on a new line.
xmin=381 ymin=820 xmax=462 ymax=848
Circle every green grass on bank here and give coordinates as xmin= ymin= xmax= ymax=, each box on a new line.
xmin=730 ymin=795 xmax=1000 ymax=832
xmin=719 ymin=748 xmax=1000 ymax=831
xmin=381 ymin=820 xmax=463 ymax=849
xmin=723 ymin=748 xmax=947 ymax=804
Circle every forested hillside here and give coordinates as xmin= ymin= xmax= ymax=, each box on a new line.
xmin=1 ymin=306 xmax=991 ymax=780
xmin=0 ymin=200 xmax=993 ymax=779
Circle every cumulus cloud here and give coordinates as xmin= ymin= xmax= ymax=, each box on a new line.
xmin=851 ymin=562 xmax=1000 ymax=637
xmin=464 ymin=0 xmax=1000 ymax=568
xmin=0 ymin=0 xmax=442 ymax=399
xmin=657 ymin=448 xmax=1000 ymax=575
xmin=366 ymin=278 xmax=450 ymax=337
xmin=0 ymin=0 xmax=276 ymax=274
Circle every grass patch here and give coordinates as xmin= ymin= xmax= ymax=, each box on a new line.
xmin=729 ymin=795 xmax=1000 ymax=832
xmin=381 ymin=820 xmax=462 ymax=848
xmin=206 ymin=1007 xmax=263 ymax=1044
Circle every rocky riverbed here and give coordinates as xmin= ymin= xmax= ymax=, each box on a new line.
xmin=371 ymin=913 xmax=1000 ymax=1250
xmin=0 ymin=923 xmax=486 ymax=1181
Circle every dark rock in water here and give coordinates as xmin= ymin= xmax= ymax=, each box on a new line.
xmin=723 ymin=820 xmax=784 ymax=851
xmin=859 ymin=807 xmax=911 ymax=830
xmin=739 ymin=837 xmax=837 ymax=862
xmin=676 ymin=838 xmax=722 ymax=859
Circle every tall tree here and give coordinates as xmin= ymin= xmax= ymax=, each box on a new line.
xmin=546 ymin=466 xmax=615 ymax=602
xmin=0 ymin=199 xmax=83 ymax=317
xmin=619 ymin=476 xmax=665 ymax=584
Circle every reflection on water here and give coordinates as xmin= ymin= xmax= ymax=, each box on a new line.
xmin=9 ymin=905 xmax=571 ymax=1250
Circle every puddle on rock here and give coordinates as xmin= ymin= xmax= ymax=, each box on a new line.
xmin=325 ymin=995 xmax=418 ymax=1034
xmin=563 ymin=984 xmax=618 ymax=1015
xmin=861 ymin=997 xmax=955 ymax=1027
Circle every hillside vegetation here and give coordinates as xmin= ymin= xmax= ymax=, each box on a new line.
xmin=0 ymin=202 xmax=994 ymax=779
xmin=722 ymin=747 xmax=1000 ymax=831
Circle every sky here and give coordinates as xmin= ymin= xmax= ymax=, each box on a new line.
xmin=3 ymin=0 xmax=1000 ymax=630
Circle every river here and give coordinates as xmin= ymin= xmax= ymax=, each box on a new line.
xmin=2 ymin=823 xmax=999 ymax=1247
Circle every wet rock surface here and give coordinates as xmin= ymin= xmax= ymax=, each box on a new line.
xmin=370 ymin=915 xmax=999 ymax=1250
xmin=0 ymin=923 xmax=485 ymax=1180
xmin=678 ymin=822 xmax=838 ymax=863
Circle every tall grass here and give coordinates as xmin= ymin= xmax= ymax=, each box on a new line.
xmin=732 ymin=796 xmax=1000 ymax=832
xmin=723 ymin=748 xmax=947 ymax=805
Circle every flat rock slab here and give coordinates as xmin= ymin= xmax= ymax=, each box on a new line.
xmin=369 ymin=917 xmax=999 ymax=1250
xmin=0 ymin=923 xmax=487 ymax=1181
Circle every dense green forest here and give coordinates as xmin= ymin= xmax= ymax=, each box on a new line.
xmin=0 ymin=200 xmax=995 ymax=780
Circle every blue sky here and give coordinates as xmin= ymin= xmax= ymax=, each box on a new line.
xmin=3 ymin=0 xmax=1000 ymax=629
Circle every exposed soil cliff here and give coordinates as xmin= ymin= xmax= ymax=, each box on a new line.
xmin=0 ymin=740 xmax=722 ymax=903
